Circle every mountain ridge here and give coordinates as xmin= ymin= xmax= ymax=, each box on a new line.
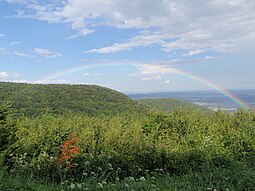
xmin=0 ymin=82 xmax=146 ymax=116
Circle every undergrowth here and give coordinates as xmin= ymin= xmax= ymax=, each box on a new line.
xmin=0 ymin=106 xmax=255 ymax=190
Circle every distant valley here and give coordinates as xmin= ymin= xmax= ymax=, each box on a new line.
xmin=128 ymin=90 xmax=255 ymax=112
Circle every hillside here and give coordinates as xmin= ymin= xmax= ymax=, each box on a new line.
xmin=137 ymin=98 xmax=213 ymax=113
xmin=0 ymin=82 xmax=146 ymax=116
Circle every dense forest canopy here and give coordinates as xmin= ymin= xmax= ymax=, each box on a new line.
xmin=137 ymin=98 xmax=213 ymax=114
xmin=0 ymin=82 xmax=146 ymax=116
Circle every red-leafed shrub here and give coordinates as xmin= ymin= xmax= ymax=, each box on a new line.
xmin=58 ymin=132 xmax=80 ymax=169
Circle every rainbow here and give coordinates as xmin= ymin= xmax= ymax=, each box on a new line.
xmin=169 ymin=68 xmax=254 ymax=111
xmin=37 ymin=63 xmax=254 ymax=111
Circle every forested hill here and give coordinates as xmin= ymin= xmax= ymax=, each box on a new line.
xmin=0 ymin=82 xmax=146 ymax=116
xmin=137 ymin=98 xmax=213 ymax=114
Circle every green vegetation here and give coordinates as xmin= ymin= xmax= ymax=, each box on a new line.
xmin=138 ymin=98 xmax=213 ymax=114
xmin=0 ymin=83 xmax=255 ymax=190
xmin=0 ymin=82 xmax=146 ymax=117
xmin=1 ymin=164 xmax=254 ymax=191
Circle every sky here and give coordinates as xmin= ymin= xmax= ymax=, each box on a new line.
xmin=0 ymin=0 xmax=255 ymax=93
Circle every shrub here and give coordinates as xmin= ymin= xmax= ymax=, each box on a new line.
xmin=1 ymin=109 xmax=254 ymax=182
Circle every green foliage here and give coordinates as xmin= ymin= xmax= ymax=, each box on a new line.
xmin=0 ymin=82 xmax=254 ymax=190
xmin=1 ymin=109 xmax=254 ymax=187
xmin=0 ymin=105 xmax=17 ymax=153
xmin=1 ymin=162 xmax=255 ymax=191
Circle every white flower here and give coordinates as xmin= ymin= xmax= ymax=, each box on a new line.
xmin=97 ymin=183 xmax=103 ymax=188
xmin=140 ymin=176 xmax=146 ymax=181
xmin=129 ymin=177 xmax=135 ymax=181
xmin=76 ymin=183 xmax=82 ymax=189
xmin=70 ymin=183 xmax=75 ymax=189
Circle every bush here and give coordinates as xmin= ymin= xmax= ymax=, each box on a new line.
xmin=1 ymin=109 xmax=254 ymax=183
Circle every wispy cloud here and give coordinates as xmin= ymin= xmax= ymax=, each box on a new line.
xmin=10 ymin=41 xmax=21 ymax=45
xmin=5 ymin=0 xmax=255 ymax=55
xmin=85 ymin=34 xmax=165 ymax=53
xmin=163 ymin=80 xmax=171 ymax=85
xmin=83 ymin=73 xmax=90 ymax=77
xmin=34 ymin=48 xmax=62 ymax=58
xmin=0 ymin=34 xmax=5 ymax=38
xmin=14 ymin=51 xmax=32 ymax=58
xmin=183 ymin=49 xmax=208 ymax=57
xmin=0 ymin=48 xmax=6 ymax=54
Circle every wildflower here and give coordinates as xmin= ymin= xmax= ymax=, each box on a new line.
xmin=76 ymin=183 xmax=82 ymax=189
xmin=70 ymin=183 xmax=75 ymax=189
xmin=85 ymin=161 xmax=90 ymax=166
xmin=108 ymin=163 xmax=113 ymax=170
xmin=107 ymin=156 xmax=112 ymax=160
xmin=97 ymin=183 xmax=103 ymax=189
xmin=129 ymin=176 xmax=135 ymax=181
xmin=140 ymin=176 xmax=146 ymax=181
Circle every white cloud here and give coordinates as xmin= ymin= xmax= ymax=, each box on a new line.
xmin=85 ymin=34 xmax=165 ymax=53
xmin=84 ymin=34 xmax=163 ymax=53
xmin=6 ymin=0 xmax=255 ymax=54
xmin=131 ymin=64 xmax=179 ymax=81
xmin=14 ymin=51 xmax=32 ymax=58
xmin=34 ymin=48 xmax=62 ymax=58
xmin=83 ymin=73 xmax=89 ymax=77
xmin=163 ymin=80 xmax=171 ymax=85
xmin=11 ymin=79 xmax=30 ymax=83
xmin=0 ymin=48 xmax=6 ymax=54
xmin=34 ymin=79 xmax=71 ymax=84
xmin=10 ymin=41 xmax=21 ymax=45
xmin=5 ymin=0 xmax=27 ymax=3
xmin=0 ymin=34 xmax=5 ymax=38
xmin=0 ymin=71 xmax=10 ymax=79
xmin=183 ymin=49 xmax=208 ymax=57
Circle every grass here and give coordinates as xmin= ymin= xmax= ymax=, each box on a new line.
xmin=0 ymin=170 xmax=60 ymax=191
xmin=1 ymin=162 xmax=255 ymax=191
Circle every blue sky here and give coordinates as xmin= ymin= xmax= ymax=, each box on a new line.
xmin=0 ymin=0 xmax=255 ymax=93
